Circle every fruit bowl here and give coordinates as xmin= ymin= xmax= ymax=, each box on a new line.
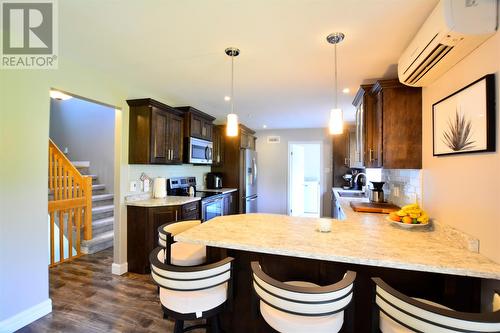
xmin=386 ymin=216 xmax=429 ymax=229
xmin=387 ymin=204 xmax=430 ymax=229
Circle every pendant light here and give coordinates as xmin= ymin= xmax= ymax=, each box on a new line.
xmin=327 ymin=32 xmax=345 ymax=135
xmin=225 ymin=47 xmax=240 ymax=137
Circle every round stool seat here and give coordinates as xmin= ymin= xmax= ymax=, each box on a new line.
xmin=159 ymin=282 xmax=227 ymax=315
xmin=380 ymin=298 xmax=453 ymax=333
xmin=169 ymin=242 xmax=206 ymax=266
xmin=260 ymin=281 xmax=344 ymax=333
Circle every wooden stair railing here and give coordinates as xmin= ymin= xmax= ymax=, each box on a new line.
xmin=48 ymin=139 xmax=92 ymax=266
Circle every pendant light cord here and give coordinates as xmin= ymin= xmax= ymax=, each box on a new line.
xmin=334 ymin=43 xmax=338 ymax=109
xmin=231 ymin=55 xmax=235 ymax=114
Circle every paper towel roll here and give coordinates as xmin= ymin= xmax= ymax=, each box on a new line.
xmin=153 ymin=177 xmax=166 ymax=199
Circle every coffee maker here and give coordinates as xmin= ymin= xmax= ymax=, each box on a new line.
xmin=206 ymin=172 xmax=223 ymax=189
xmin=369 ymin=181 xmax=385 ymax=203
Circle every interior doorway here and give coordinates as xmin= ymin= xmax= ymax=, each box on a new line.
xmin=48 ymin=90 xmax=119 ymax=265
xmin=288 ymin=142 xmax=322 ymax=217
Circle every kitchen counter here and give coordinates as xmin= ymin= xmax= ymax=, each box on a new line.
xmin=196 ymin=188 xmax=237 ymax=194
xmin=125 ymin=195 xmax=200 ymax=207
xmin=176 ymin=211 xmax=500 ymax=280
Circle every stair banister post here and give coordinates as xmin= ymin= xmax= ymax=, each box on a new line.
xmin=83 ymin=176 xmax=93 ymax=240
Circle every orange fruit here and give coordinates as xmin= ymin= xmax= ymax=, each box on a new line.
xmin=389 ymin=212 xmax=401 ymax=222
xmin=402 ymin=216 xmax=413 ymax=224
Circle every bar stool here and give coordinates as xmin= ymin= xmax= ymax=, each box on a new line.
xmin=251 ymin=261 xmax=356 ymax=333
xmin=372 ymin=277 xmax=500 ymax=332
xmin=158 ymin=220 xmax=206 ymax=266
xmin=150 ymin=247 xmax=234 ymax=333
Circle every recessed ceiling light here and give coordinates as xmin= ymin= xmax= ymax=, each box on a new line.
xmin=342 ymin=88 xmax=350 ymax=94
xmin=224 ymin=96 xmax=231 ymax=101
xmin=263 ymin=125 xmax=267 ymax=129
xmin=50 ymin=90 xmax=72 ymax=100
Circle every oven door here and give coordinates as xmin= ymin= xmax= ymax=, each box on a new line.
xmin=189 ymin=137 xmax=213 ymax=164
xmin=201 ymin=196 xmax=223 ymax=221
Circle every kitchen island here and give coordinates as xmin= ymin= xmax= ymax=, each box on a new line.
xmin=176 ymin=211 xmax=500 ymax=332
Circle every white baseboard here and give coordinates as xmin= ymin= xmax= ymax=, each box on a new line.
xmin=111 ymin=262 xmax=128 ymax=275
xmin=0 ymin=299 xmax=52 ymax=333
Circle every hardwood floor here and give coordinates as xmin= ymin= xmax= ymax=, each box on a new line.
xmin=19 ymin=248 xmax=203 ymax=333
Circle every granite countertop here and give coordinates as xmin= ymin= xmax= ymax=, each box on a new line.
xmin=125 ymin=195 xmax=200 ymax=207
xmin=176 ymin=210 xmax=500 ymax=280
xmin=196 ymin=188 xmax=238 ymax=194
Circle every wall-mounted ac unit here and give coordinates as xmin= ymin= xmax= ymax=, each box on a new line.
xmin=398 ymin=0 xmax=498 ymax=87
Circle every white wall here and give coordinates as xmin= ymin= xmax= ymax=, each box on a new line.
xmin=0 ymin=54 xmax=187 ymax=329
xmin=255 ymin=128 xmax=332 ymax=217
xmin=50 ymin=98 xmax=115 ymax=190
xmin=422 ymin=30 xmax=500 ymax=264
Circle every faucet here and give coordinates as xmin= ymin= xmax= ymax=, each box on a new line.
xmin=353 ymin=172 xmax=366 ymax=191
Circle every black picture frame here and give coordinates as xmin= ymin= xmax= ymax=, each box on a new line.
xmin=432 ymin=73 xmax=496 ymax=156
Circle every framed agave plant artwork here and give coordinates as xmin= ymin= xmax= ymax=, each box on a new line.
xmin=433 ymin=74 xmax=495 ymax=156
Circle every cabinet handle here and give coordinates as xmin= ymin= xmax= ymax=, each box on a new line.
xmin=369 ymin=149 xmax=375 ymax=162
xmin=175 ymin=210 xmax=178 ymax=221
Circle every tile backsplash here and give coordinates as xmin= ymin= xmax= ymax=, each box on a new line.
xmin=127 ymin=164 xmax=210 ymax=196
xmin=381 ymin=169 xmax=422 ymax=207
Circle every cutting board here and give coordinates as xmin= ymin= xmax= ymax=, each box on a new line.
xmin=350 ymin=201 xmax=400 ymax=214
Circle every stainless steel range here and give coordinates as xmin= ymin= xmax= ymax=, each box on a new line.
xmin=167 ymin=177 xmax=226 ymax=221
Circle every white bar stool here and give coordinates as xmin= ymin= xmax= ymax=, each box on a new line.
xmin=251 ymin=261 xmax=356 ymax=333
xmin=158 ymin=220 xmax=206 ymax=266
xmin=373 ymin=277 xmax=500 ymax=333
xmin=150 ymin=247 xmax=234 ymax=333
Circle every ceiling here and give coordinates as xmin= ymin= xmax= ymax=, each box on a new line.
xmin=59 ymin=0 xmax=438 ymax=130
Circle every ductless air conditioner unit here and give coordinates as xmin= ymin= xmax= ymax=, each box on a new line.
xmin=398 ymin=0 xmax=498 ymax=87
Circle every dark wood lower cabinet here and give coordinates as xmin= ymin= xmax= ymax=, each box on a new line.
xmin=127 ymin=202 xmax=200 ymax=274
xmin=207 ymin=247 xmax=481 ymax=333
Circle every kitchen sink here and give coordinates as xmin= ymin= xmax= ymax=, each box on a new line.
xmin=337 ymin=191 xmax=366 ymax=198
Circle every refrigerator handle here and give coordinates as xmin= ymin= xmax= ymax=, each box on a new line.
xmin=252 ymin=157 xmax=257 ymax=183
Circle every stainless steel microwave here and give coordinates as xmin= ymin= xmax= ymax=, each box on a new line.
xmin=188 ymin=137 xmax=213 ymax=164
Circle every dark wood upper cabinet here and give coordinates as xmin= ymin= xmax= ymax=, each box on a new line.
xmin=177 ymin=106 xmax=215 ymax=141
xmin=240 ymin=125 xmax=256 ymax=150
xmin=127 ymin=98 xmax=184 ymax=165
xmin=212 ymin=125 xmax=224 ymax=167
xmin=352 ymin=80 xmax=422 ymax=169
xmin=372 ymin=80 xmax=422 ymax=169
xmin=168 ymin=113 xmax=184 ymax=164
xmin=353 ymin=84 xmax=375 ymax=168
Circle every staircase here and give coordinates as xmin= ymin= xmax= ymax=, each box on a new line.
xmin=73 ymin=162 xmax=115 ymax=254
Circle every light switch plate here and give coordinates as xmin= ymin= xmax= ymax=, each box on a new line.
xmin=130 ymin=181 xmax=138 ymax=192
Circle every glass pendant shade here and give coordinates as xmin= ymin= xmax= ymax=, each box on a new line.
xmin=329 ymin=108 xmax=343 ymax=135
xmin=226 ymin=113 xmax=239 ymax=137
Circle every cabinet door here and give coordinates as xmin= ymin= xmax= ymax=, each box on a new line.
xmin=222 ymin=194 xmax=231 ymax=215
xmin=169 ymin=113 xmax=184 ymax=164
xmin=150 ymin=107 xmax=168 ymax=164
xmin=202 ymin=120 xmax=213 ymax=141
xmin=190 ymin=114 xmax=204 ymax=139
xmin=230 ymin=191 xmax=237 ymax=215
xmin=365 ymin=92 xmax=383 ymax=168
xmin=344 ymin=131 xmax=351 ymax=167
xmin=150 ymin=206 xmax=179 ymax=250
xmin=240 ymin=132 xmax=249 ymax=149
xmin=212 ymin=126 xmax=224 ymax=166
xmin=182 ymin=202 xmax=200 ymax=220
xmin=248 ymin=135 xmax=256 ymax=150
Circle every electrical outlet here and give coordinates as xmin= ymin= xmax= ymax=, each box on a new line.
xmin=393 ymin=186 xmax=400 ymax=197
xmin=130 ymin=181 xmax=138 ymax=192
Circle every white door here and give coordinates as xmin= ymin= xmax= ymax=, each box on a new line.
xmin=290 ymin=145 xmax=305 ymax=216
xmin=303 ymin=181 xmax=320 ymax=215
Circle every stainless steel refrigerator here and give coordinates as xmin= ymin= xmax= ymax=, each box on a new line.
xmin=240 ymin=149 xmax=258 ymax=213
